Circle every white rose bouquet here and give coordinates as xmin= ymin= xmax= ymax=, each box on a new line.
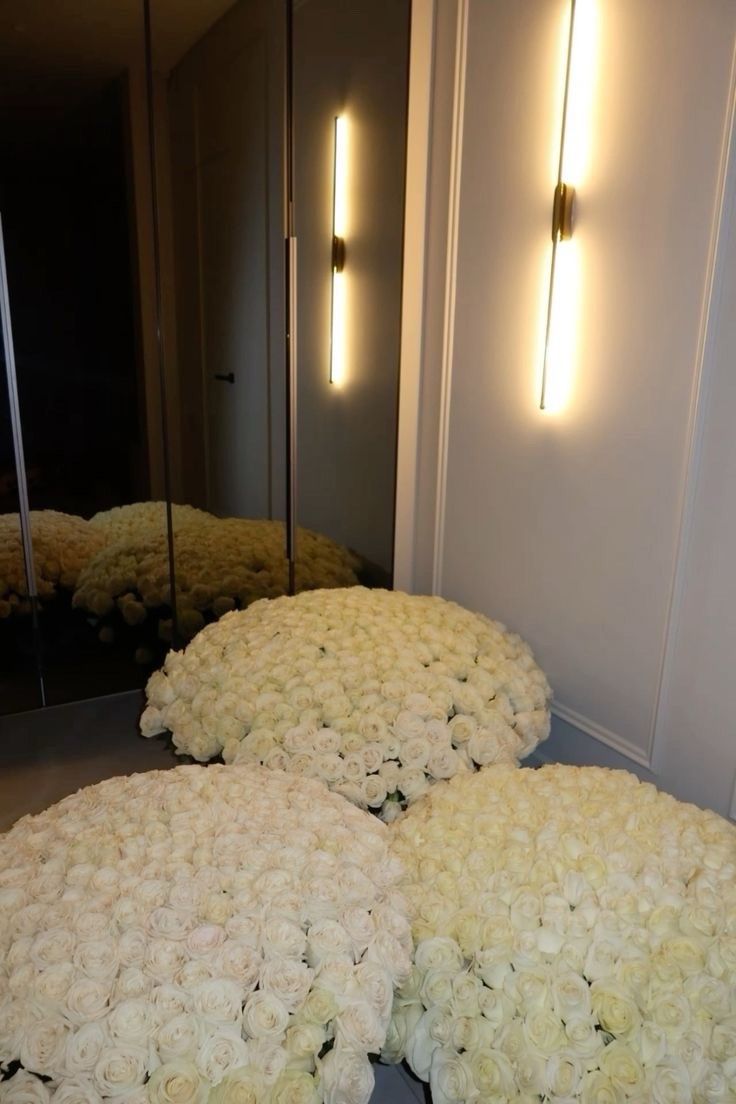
xmin=88 ymin=502 xmax=214 ymax=545
xmin=0 ymin=511 xmax=105 ymax=617
xmin=385 ymin=764 xmax=736 ymax=1102
xmin=0 ymin=765 xmax=412 ymax=1104
xmin=140 ymin=588 xmax=551 ymax=815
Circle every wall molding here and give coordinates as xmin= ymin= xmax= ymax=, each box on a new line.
xmin=647 ymin=34 xmax=736 ymax=772
xmin=393 ymin=0 xmax=435 ymax=591
xmin=430 ymin=0 xmax=468 ymax=595
xmin=551 ymin=701 xmax=654 ymax=771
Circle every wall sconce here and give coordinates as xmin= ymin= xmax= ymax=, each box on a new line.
xmin=540 ymin=0 xmax=595 ymax=413
xmin=329 ymin=114 xmax=347 ymax=385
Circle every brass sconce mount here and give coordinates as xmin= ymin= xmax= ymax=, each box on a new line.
xmin=332 ymin=234 xmax=345 ymax=273
xmin=552 ymin=181 xmax=576 ymax=242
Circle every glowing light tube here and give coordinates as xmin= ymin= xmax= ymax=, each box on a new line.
xmin=540 ymin=0 xmax=596 ymax=413
xmin=330 ymin=115 xmax=347 ymax=385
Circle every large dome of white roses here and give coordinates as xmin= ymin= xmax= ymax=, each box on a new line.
xmin=385 ymin=764 xmax=736 ymax=1103
xmin=140 ymin=588 xmax=552 ymax=819
xmin=0 ymin=765 xmax=412 ymax=1104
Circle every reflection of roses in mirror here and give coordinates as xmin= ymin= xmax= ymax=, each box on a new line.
xmin=0 ymin=510 xmax=105 ymax=617
xmin=74 ymin=505 xmax=361 ymax=645
xmin=141 ymin=587 xmax=552 ymax=816
xmin=0 ymin=765 xmax=411 ymax=1104
xmin=385 ymin=763 xmax=736 ymax=1102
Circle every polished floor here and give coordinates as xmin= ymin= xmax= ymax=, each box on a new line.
xmin=0 ymin=690 xmax=425 ymax=1104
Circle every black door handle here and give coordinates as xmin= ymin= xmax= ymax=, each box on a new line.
xmin=214 ymin=372 xmax=235 ymax=383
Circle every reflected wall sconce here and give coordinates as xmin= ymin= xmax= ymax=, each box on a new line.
xmin=540 ymin=0 xmax=595 ymax=413
xmin=330 ymin=114 xmax=347 ymax=385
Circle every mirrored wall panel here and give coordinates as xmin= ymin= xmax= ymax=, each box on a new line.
xmin=292 ymin=0 xmax=411 ymax=591
xmin=149 ymin=0 xmax=294 ymax=646
xmin=0 ymin=0 xmax=413 ymax=711
xmin=0 ymin=0 xmax=171 ymax=711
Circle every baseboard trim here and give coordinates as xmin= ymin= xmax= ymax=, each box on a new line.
xmin=551 ymin=701 xmax=653 ymax=770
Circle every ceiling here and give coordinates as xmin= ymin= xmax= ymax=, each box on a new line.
xmin=0 ymin=0 xmax=236 ymax=135
xmin=0 ymin=0 xmax=237 ymax=72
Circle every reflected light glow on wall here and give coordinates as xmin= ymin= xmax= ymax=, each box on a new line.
xmin=540 ymin=0 xmax=597 ymax=414
xmin=329 ymin=115 xmax=347 ymax=385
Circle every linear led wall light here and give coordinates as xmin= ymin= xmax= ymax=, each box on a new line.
xmin=540 ymin=0 xmax=594 ymax=413
xmin=329 ymin=114 xmax=347 ymax=385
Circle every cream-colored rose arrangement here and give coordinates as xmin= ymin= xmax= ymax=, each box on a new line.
xmin=88 ymin=502 xmax=214 ymax=545
xmin=0 ymin=765 xmax=412 ymax=1104
xmin=140 ymin=588 xmax=551 ymax=817
xmin=74 ymin=510 xmax=360 ymax=642
xmin=0 ymin=511 xmax=105 ymax=618
xmin=385 ymin=764 xmax=736 ymax=1103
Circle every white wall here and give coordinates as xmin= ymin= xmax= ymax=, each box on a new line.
xmin=404 ymin=0 xmax=736 ymax=816
xmin=293 ymin=0 xmax=410 ymax=573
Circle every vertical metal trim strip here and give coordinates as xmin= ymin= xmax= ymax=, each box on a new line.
xmin=143 ymin=0 xmax=178 ymax=641
xmin=284 ymin=0 xmax=297 ymax=593
xmin=0 ymin=212 xmax=46 ymax=704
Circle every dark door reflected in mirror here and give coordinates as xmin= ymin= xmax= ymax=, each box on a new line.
xmin=148 ymin=0 xmax=294 ymax=646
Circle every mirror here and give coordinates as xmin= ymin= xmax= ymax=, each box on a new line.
xmin=0 ymin=0 xmax=176 ymax=712
xmin=0 ymin=0 xmax=414 ymax=714
xmin=292 ymin=0 xmax=411 ymax=591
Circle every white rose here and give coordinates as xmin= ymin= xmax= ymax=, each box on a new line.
xmin=578 ymin=1070 xmax=623 ymax=1103
xmin=270 ymin=1070 xmax=319 ymax=1104
xmin=261 ymin=919 xmax=307 ymax=961
xmin=106 ymin=999 xmax=153 ymax=1047
xmin=392 ymin=712 xmax=427 ymax=740
xmin=195 ymin=1027 xmax=250 ymax=1085
xmin=213 ymin=941 xmax=261 ymax=991
xmin=306 ymin=921 xmax=353 ymax=967
xmin=0 ymin=1071 xmax=51 ymax=1104
xmin=590 ymin=982 xmax=640 ymax=1041
xmin=319 ymin=1044 xmax=374 ymax=1104
xmin=545 ymin=1051 xmax=584 ymax=1097
xmin=429 ymin=1047 xmax=474 ymax=1104
xmin=147 ymin=1060 xmax=208 ymax=1104
xmin=242 ymin=992 xmax=290 ymax=1039
xmin=405 ymin=1008 xmax=452 ymax=1079
xmin=73 ymin=939 xmax=120 ymax=983
xmin=92 ymin=1045 xmax=147 ymax=1096
xmin=207 ymin=1067 xmax=263 ymax=1104
xmin=20 ymin=1016 xmax=69 ymax=1076
xmin=651 ymin=1058 xmax=693 ymax=1104
xmin=381 ymin=1003 xmax=423 ymax=1064
xmin=50 ymin=1076 xmax=102 ymax=1104
xmin=156 ymin=1013 xmax=203 ymax=1063
xmin=599 ymin=1041 xmax=645 ymax=1097
xmin=260 ymin=959 xmax=314 ymax=1013
xmin=192 ymin=979 xmax=243 ymax=1025
xmin=145 ymin=939 xmax=187 ymax=982
xmin=360 ymin=776 xmax=388 ymax=809
xmin=334 ymin=1001 xmax=383 ymax=1052
xmin=186 ymin=925 xmax=226 ymax=958
xmin=64 ymin=1023 xmax=110 ymax=1075
xmin=466 ymin=1047 xmax=515 ymax=1098
xmin=426 ymin=747 xmax=464 ymax=780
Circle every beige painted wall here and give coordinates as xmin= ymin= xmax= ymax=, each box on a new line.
xmin=406 ymin=0 xmax=736 ymax=815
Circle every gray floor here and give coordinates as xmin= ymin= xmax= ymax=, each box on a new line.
xmin=0 ymin=691 xmax=424 ymax=1103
